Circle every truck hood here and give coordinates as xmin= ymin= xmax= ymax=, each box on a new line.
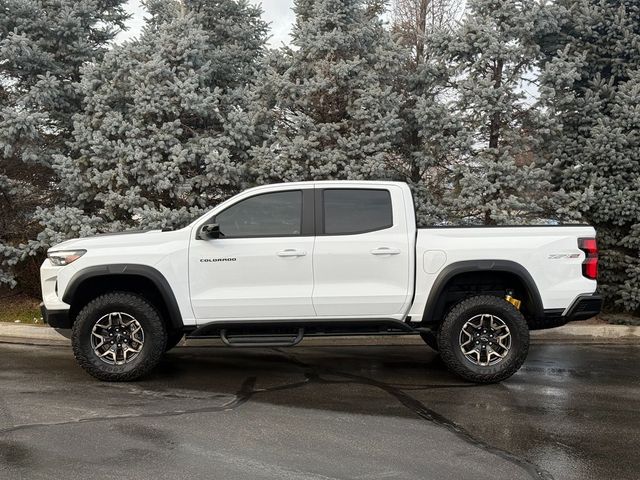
xmin=48 ymin=228 xmax=188 ymax=252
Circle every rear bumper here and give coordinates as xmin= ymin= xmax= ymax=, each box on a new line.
xmin=534 ymin=293 xmax=603 ymax=330
xmin=564 ymin=293 xmax=603 ymax=322
xmin=40 ymin=303 xmax=72 ymax=329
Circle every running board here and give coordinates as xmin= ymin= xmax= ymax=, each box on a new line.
xmin=185 ymin=318 xmax=418 ymax=342
xmin=220 ymin=328 xmax=304 ymax=348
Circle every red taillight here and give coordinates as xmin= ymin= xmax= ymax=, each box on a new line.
xmin=578 ymin=238 xmax=598 ymax=280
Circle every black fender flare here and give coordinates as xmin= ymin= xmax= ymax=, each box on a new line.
xmin=62 ymin=264 xmax=184 ymax=330
xmin=422 ymin=260 xmax=544 ymax=323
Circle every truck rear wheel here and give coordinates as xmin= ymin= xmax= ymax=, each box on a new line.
xmin=71 ymin=292 xmax=167 ymax=381
xmin=437 ymin=295 xmax=529 ymax=384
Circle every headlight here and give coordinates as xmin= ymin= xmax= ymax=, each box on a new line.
xmin=47 ymin=249 xmax=87 ymax=266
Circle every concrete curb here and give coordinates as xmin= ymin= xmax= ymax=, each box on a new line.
xmin=0 ymin=323 xmax=71 ymax=346
xmin=1 ymin=321 xmax=639 ymax=347
xmin=529 ymin=322 xmax=640 ymax=344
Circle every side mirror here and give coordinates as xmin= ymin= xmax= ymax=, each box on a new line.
xmin=198 ymin=223 xmax=220 ymax=240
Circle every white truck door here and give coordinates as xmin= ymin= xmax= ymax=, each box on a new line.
xmin=312 ymin=186 xmax=412 ymax=317
xmin=188 ymin=188 xmax=316 ymax=321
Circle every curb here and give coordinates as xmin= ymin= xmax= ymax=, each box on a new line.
xmin=1 ymin=321 xmax=639 ymax=347
xmin=0 ymin=324 xmax=71 ymax=346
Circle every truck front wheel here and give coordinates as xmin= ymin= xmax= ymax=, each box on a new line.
xmin=437 ymin=295 xmax=529 ymax=384
xmin=71 ymin=292 xmax=167 ymax=381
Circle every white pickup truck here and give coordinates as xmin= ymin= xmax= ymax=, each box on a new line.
xmin=40 ymin=181 xmax=601 ymax=383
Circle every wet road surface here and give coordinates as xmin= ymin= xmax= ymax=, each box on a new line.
xmin=0 ymin=343 xmax=638 ymax=479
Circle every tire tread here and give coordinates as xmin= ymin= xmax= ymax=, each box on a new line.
xmin=437 ymin=295 xmax=529 ymax=384
xmin=71 ymin=292 xmax=166 ymax=382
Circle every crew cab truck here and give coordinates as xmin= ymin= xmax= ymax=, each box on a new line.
xmin=40 ymin=181 xmax=602 ymax=383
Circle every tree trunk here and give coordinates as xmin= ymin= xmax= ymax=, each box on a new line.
xmin=488 ymin=58 xmax=503 ymax=150
xmin=415 ymin=0 xmax=431 ymax=64
xmin=485 ymin=58 xmax=503 ymax=225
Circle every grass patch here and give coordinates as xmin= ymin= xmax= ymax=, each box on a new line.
xmin=0 ymin=293 xmax=43 ymax=325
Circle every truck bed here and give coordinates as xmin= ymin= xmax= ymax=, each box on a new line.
xmin=408 ymin=225 xmax=598 ymax=320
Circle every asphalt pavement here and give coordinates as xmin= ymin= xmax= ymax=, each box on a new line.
xmin=0 ymin=343 xmax=638 ymax=480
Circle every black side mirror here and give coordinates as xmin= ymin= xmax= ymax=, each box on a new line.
xmin=198 ymin=223 xmax=220 ymax=240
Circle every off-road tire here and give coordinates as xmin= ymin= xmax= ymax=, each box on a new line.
xmin=419 ymin=331 xmax=439 ymax=351
xmin=72 ymin=292 xmax=167 ymax=381
xmin=437 ymin=295 xmax=529 ymax=384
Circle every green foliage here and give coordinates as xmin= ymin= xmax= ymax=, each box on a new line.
xmin=539 ymin=0 xmax=640 ymax=312
xmin=43 ymin=1 xmax=269 ymax=237
xmin=0 ymin=0 xmax=129 ymax=287
xmin=249 ymin=0 xmax=407 ymax=183
xmin=429 ymin=0 xmax=576 ymax=225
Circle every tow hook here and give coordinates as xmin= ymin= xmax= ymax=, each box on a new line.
xmin=505 ymin=290 xmax=521 ymax=309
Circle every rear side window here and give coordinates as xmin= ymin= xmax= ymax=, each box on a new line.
xmin=323 ymin=189 xmax=393 ymax=235
xmin=215 ymin=190 xmax=302 ymax=238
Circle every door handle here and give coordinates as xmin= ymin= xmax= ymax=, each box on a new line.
xmin=370 ymin=247 xmax=401 ymax=255
xmin=277 ymin=249 xmax=307 ymax=257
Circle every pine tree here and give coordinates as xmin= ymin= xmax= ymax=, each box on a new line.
xmin=602 ymin=73 xmax=640 ymax=312
xmin=538 ymin=0 xmax=640 ymax=312
xmin=391 ymin=0 xmax=462 ymax=63
xmin=398 ymin=27 xmax=474 ymax=225
xmin=37 ymin=0 xmax=269 ymax=242
xmin=142 ymin=0 xmax=182 ymax=28
xmin=183 ymin=0 xmax=268 ymax=88
xmin=437 ymin=0 xmax=572 ymax=225
xmin=383 ymin=0 xmax=465 ymax=225
xmin=249 ymin=0 xmax=407 ymax=183
xmin=0 ymin=0 xmax=129 ymax=288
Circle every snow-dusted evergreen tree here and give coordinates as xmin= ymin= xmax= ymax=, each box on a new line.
xmin=183 ymin=0 xmax=268 ymax=88
xmin=605 ymin=73 xmax=640 ymax=313
xmin=0 ymin=0 xmax=129 ymax=288
xmin=391 ymin=0 xmax=463 ymax=58
xmin=249 ymin=0 xmax=407 ymax=183
xmin=389 ymin=3 xmax=469 ymax=225
xmin=538 ymin=0 xmax=640 ymax=312
xmin=142 ymin=0 xmax=182 ymax=28
xmin=36 ymin=0 xmax=268 ymax=244
xmin=394 ymin=61 xmax=469 ymax=225
xmin=436 ymin=0 xmax=572 ymax=225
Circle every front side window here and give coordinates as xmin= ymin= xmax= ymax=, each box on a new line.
xmin=323 ymin=189 xmax=393 ymax=235
xmin=215 ymin=190 xmax=303 ymax=238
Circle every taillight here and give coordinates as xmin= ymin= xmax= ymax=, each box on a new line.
xmin=578 ymin=238 xmax=598 ymax=280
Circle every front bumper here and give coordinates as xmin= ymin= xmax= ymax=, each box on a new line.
xmin=40 ymin=303 xmax=72 ymax=329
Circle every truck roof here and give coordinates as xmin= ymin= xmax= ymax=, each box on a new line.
xmin=246 ymin=180 xmax=408 ymax=191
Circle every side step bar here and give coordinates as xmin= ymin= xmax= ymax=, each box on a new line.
xmin=185 ymin=318 xmax=418 ymax=340
xmin=220 ymin=328 xmax=305 ymax=348
xmin=184 ymin=318 xmax=419 ymax=347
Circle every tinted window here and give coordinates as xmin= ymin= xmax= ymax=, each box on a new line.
xmin=216 ymin=190 xmax=302 ymax=237
xmin=323 ymin=189 xmax=392 ymax=235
